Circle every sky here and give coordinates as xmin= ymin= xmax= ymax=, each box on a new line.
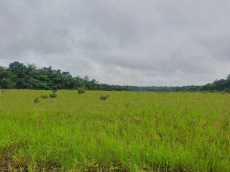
xmin=0 ymin=0 xmax=230 ymax=86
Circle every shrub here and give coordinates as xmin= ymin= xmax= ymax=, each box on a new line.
xmin=223 ymin=88 xmax=230 ymax=92
xmin=52 ymin=89 xmax=58 ymax=93
xmin=49 ymin=93 xmax=57 ymax=98
xmin=40 ymin=95 xmax=49 ymax=99
xmin=34 ymin=98 xmax=39 ymax=103
xmin=52 ymin=86 xmax=58 ymax=93
xmin=78 ymin=87 xmax=85 ymax=94
xmin=100 ymin=95 xmax=109 ymax=100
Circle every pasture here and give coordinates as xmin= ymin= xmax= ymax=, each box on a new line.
xmin=0 ymin=90 xmax=229 ymax=171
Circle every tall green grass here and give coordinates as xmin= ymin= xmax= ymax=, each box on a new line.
xmin=0 ymin=90 xmax=229 ymax=171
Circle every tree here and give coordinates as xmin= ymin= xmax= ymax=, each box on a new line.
xmin=35 ymin=83 xmax=50 ymax=90
xmin=26 ymin=63 xmax=37 ymax=77
xmin=83 ymin=75 xmax=89 ymax=81
xmin=9 ymin=61 xmax=26 ymax=78
xmin=226 ymin=74 xmax=230 ymax=80
xmin=62 ymin=72 xmax=71 ymax=77
xmin=27 ymin=63 xmax=37 ymax=72
xmin=200 ymin=83 xmax=215 ymax=91
xmin=212 ymin=79 xmax=226 ymax=90
xmin=1 ymin=78 xmax=16 ymax=89
xmin=0 ymin=70 xmax=13 ymax=80
xmin=9 ymin=61 xmax=25 ymax=69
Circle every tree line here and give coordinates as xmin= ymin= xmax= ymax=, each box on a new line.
xmin=147 ymin=77 xmax=230 ymax=92
xmin=0 ymin=61 xmax=131 ymax=91
xmin=1 ymin=61 xmax=230 ymax=92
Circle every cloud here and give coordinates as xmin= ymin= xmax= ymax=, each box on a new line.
xmin=0 ymin=0 xmax=230 ymax=86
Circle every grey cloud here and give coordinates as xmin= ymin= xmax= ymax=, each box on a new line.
xmin=1 ymin=0 xmax=230 ymax=86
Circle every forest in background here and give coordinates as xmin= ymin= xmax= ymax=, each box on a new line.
xmin=0 ymin=61 xmax=131 ymax=91
xmin=1 ymin=61 xmax=230 ymax=92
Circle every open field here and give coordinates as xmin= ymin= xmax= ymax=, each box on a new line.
xmin=0 ymin=90 xmax=229 ymax=171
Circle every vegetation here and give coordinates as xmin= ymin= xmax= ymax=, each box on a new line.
xmin=2 ymin=61 xmax=230 ymax=93
xmin=0 ymin=90 xmax=229 ymax=171
xmin=49 ymin=93 xmax=57 ymax=98
xmin=78 ymin=87 xmax=85 ymax=94
xmin=147 ymin=78 xmax=230 ymax=92
xmin=33 ymin=97 xmax=39 ymax=104
xmin=100 ymin=95 xmax=109 ymax=100
xmin=0 ymin=61 xmax=131 ymax=91
xmin=2 ymin=61 xmax=230 ymax=92
xmin=40 ymin=95 xmax=49 ymax=99
xmin=1 ymin=61 xmax=230 ymax=171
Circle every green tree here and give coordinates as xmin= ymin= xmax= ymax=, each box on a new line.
xmin=1 ymin=78 xmax=16 ymax=89
xmin=35 ymin=83 xmax=50 ymax=90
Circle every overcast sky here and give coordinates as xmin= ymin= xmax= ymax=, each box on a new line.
xmin=1 ymin=0 xmax=230 ymax=86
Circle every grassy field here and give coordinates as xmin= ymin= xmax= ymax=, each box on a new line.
xmin=0 ymin=90 xmax=229 ymax=171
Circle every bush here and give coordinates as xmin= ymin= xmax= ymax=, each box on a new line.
xmin=40 ymin=95 xmax=49 ymax=99
xmin=223 ymin=88 xmax=230 ymax=92
xmin=52 ymin=89 xmax=58 ymax=93
xmin=49 ymin=93 xmax=57 ymax=98
xmin=100 ymin=95 xmax=109 ymax=100
xmin=52 ymin=86 xmax=58 ymax=93
xmin=78 ymin=87 xmax=85 ymax=94
xmin=34 ymin=98 xmax=39 ymax=103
